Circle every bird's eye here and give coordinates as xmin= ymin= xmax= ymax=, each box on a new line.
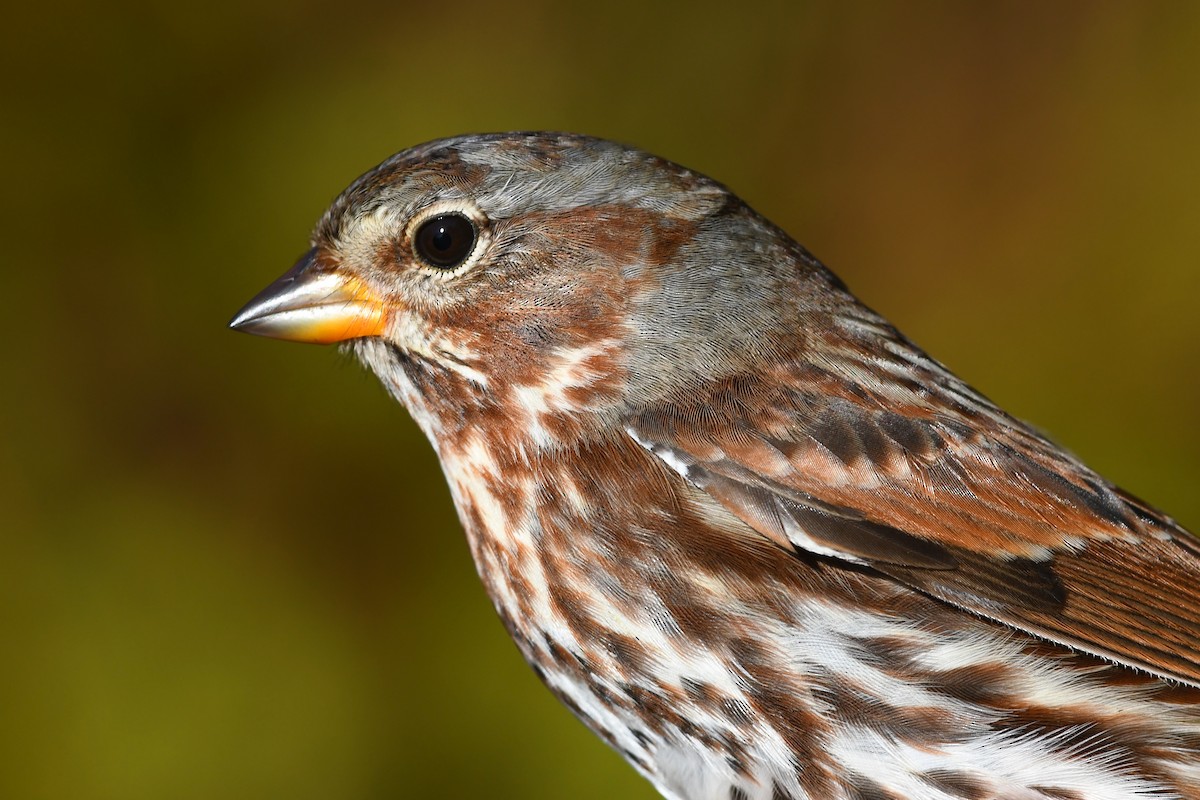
xmin=413 ymin=213 xmax=477 ymax=269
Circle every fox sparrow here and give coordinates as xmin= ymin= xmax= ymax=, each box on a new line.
xmin=231 ymin=133 xmax=1200 ymax=799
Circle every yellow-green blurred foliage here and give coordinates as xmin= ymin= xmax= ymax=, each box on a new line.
xmin=2 ymin=2 xmax=1198 ymax=798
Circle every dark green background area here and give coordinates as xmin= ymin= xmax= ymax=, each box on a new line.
xmin=3 ymin=2 xmax=1197 ymax=798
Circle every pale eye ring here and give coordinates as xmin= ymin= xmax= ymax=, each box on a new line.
xmin=413 ymin=213 xmax=477 ymax=269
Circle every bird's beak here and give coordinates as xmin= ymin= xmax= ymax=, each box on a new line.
xmin=228 ymin=249 xmax=387 ymax=344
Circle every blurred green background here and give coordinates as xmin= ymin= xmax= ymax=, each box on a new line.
xmin=3 ymin=2 xmax=1198 ymax=798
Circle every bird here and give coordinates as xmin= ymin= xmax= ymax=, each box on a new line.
xmin=230 ymin=132 xmax=1200 ymax=800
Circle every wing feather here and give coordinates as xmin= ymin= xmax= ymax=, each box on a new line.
xmin=626 ymin=349 xmax=1200 ymax=685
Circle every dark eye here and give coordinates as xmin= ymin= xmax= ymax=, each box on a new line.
xmin=413 ymin=213 xmax=477 ymax=269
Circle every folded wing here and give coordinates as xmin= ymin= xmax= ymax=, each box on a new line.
xmin=625 ymin=345 xmax=1200 ymax=685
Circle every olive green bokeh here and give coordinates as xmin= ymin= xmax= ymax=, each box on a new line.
xmin=2 ymin=2 xmax=1198 ymax=798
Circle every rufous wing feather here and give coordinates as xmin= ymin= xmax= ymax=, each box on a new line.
xmin=626 ymin=357 xmax=1200 ymax=686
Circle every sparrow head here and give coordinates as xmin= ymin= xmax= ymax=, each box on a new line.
xmin=231 ymin=132 xmax=846 ymax=442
